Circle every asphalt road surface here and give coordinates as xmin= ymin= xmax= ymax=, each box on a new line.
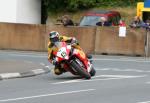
xmin=0 ymin=50 xmax=150 ymax=103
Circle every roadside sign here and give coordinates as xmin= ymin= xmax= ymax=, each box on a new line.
xmin=144 ymin=0 xmax=150 ymax=8
xmin=119 ymin=26 xmax=126 ymax=37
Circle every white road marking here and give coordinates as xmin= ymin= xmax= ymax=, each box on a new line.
xmin=92 ymin=75 xmax=146 ymax=78
xmin=138 ymin=101 xmax=150 ymax=103
xmin=23 ymin=61 xmax=33 ymax=64
xmin=92 ymin=58 xmax=150 ymax=63
xmin=9 ymin=54 xmax=46 ymax=58
xmin=52 ymin=78 xmax=120 ymax=84
xmin=0 ymin=51 xmax=47 ymax=57
xmin=1 ymin=51 xmax=150 ymax=63
xmin=0 ymin=89 xmax=95 ymax=102
xmin=146 ymin=82 xmax=150 ymax=84
xmin=98 ymin=75 xmax=146 ymax=78
xmin=52 ymin=75 xmax=146 ymax=84
xmin=95 ymin=68 xmax=150 ymax=73
xmin=0 ymin=73 xmax=21 ymax=79
xmin=32 ymin=69 xmax=45 ymax=74
xmin=40 ymin=63 xmax=45 ymax=66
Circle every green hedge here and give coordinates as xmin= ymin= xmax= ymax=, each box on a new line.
xmin=42 ymin=0 xmax=144 ymax=12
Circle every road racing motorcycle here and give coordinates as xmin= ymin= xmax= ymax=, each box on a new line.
xmin=52 ymin=41 xmax=96 ymax=79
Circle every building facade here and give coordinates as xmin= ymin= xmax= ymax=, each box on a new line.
xmin=0 ymin=0 xmax=41 ymax=24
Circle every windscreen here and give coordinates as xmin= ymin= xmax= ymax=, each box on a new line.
xmin=54 ymin=42 xmax=65 ymax=49
xmin=79 ymin=16 xmax=101 ymax=26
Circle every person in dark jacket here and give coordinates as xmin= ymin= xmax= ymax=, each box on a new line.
xmin=96 ymin=17 xmax=111 ymax=26
xmin=61 ymin=15 xmax=74 ymax=26
xmin=141 ymin=19 xmax=150 ymax=30
xmin=119 ymin=19 xmax=126 ymax=26
xmin=129 ymin=16 xmax=143 ymax=28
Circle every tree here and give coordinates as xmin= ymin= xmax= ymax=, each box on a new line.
xmin=41 ymin=0 xmax=144 ymax=15
xmin=41 ymin=0 xmax=49 ymax=24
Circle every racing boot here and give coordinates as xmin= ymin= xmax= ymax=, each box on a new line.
xmin=54 ymin=67 xmax=63 ymax=75
xmin=86 ymin=54 xmax=92 ymax=59
xmin=54 ymin=67 xmax=66 ymax=75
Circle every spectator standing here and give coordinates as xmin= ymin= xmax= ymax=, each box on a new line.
xmin=96 ymin=17 xmax=111 ymax=26
xmin=129 ymin=16 xmax=143 ymax=28
xmin=119 ymin=19 xmax=126 ymax=26
xmin=141 ymin=19 xmax=150 ymax=30
xmin=61 ymin=15 xmax=74 ymax=26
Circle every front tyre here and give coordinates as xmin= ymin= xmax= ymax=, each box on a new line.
xmin=70 ymin=60 xmax=91 ymax=79
xmin=90 ymin=67 xmax=96 ymax=76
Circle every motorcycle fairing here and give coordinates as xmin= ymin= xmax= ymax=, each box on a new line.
xmin=73 ymin=49 xmax=92 ymax=72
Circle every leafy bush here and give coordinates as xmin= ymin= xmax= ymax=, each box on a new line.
xmin=66 ymin=0 xmax=97 ymax=11
xmin=42 ymin=0 xmax=144 ymax=12
xmin=96 ymin=0 xmax=144 ymax=7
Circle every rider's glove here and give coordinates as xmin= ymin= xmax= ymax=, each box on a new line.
xmin=52 ymin=58 xmax=57 ymax=65
xmin=71 ymin=37 xmax=78 ymax=45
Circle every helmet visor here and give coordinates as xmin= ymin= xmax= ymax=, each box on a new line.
xmin=50 ymin=32 xmax=57 ymax=38
xmin=50 ymin=37 xmax=59 ymax=43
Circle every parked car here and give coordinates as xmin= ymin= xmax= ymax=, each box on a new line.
xmin=79 ymin=10 xmax=121 ymax=26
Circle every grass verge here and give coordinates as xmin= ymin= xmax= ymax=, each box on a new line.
xmin=47 ymin=6 xmax=137 ymax=25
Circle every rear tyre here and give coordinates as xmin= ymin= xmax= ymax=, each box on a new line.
xmin=70 ymin=59 xmax=91 ymax=79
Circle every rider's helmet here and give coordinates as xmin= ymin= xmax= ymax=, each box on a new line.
xmin=49 ymin=31 xmax=60 ymax=43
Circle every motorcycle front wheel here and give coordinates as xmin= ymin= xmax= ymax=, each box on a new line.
xmin=90 ymin=67 xmax=96 ymax=76
xmin=70 ymin=58 xmax=91 ymax=79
